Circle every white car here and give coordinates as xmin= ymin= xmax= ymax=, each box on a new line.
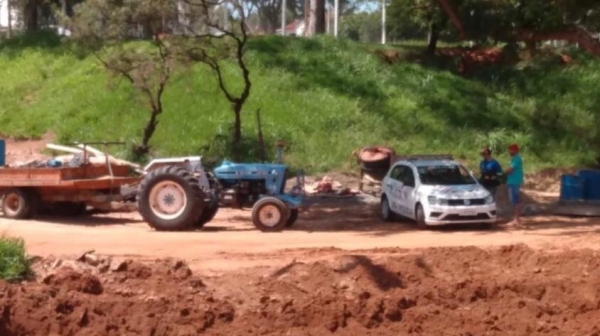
xmin=380 ymin=158 xmax=497 ymax=229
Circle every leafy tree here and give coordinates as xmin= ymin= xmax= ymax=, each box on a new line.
xmin=340 ymin=12 xmax=380 ymax=43
xmin=388 ymin=0 xmax=600 ymax=54
xmin=387 ymin=0 xmax=448 ymax=53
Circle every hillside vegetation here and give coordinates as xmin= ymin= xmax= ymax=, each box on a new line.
xmin=1 ymin=32 xmax=599 ymax=172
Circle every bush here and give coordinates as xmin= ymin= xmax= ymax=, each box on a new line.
xmin=0 ymin=235 xmax=30 ymax=281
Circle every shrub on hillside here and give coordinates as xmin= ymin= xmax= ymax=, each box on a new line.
xmin=0 ymin=235 xmax=30 ymax=281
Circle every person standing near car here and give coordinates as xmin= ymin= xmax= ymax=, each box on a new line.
xmin=479 ymin=147 xmax=503 ymax=199
xmin=505 ymin=144 xmax=524 ymax=226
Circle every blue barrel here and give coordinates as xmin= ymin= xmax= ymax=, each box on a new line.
xmin=578 ymin=169 xmax=600 ymax=200
xmin=560 ymin=174 xmax=584 ymax=201
xmin=0 ymin=139 xmax=5 ymax=166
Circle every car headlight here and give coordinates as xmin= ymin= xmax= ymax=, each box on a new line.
xmin=428 ymin=196 xmax=439 ymax=205
xmin=428 ymin=196 xmax=450 ymax=206
xmin=484 ymin=194 xmax=494 ymax=204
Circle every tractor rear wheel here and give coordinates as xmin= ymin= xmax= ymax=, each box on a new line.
xmin=195 ymin=191 xmax=219 ymax=228
xmin=138 ymin=166 xmax=204 ymax=231
xmin=285 ymin=209 xmax=299 ymax=227
xmin=252 ymin=197 xmax=288 ymax=232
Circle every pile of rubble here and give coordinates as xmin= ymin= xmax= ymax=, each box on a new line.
xmin=305 ymin=176 xmax=359 ymax=197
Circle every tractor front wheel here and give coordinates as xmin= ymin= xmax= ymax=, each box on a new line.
xmin=251 ymin=197 xmax=288 ymax=232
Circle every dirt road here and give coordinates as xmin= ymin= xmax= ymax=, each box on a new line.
xmin=2 ymin=197 xmax=600 ymax=273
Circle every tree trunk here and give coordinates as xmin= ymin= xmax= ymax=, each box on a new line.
xmin=304 ymin=0 xmax=316 ymax=36
xmin=232 ymin=104 xmax=242 ymax=162
xmin=304 ymin=0 xmax=325 ymax=36
xmin=25 ymin=0 xmax=38 ymax=33
xmin=134 ymin=109 xmax=160 ymax=158
xmin=315 ymin=0 xmax=325 ymax=34
xmin=426 ymin=21 xmax=439 ymax=55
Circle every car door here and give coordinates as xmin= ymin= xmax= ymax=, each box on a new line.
xmin=384 ymin=165 xmax=403 ymax=213
xmin=397 ymin=165 xmax=417 ymax=218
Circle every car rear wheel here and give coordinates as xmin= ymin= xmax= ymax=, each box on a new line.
xmin=415 ymin=204 xmax=428 ymax=230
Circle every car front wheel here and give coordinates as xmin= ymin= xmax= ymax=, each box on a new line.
xmin=415 ymin=204 xmax=428 ymax=230
xmin=381 ymin=196 xmax=396 ymax=222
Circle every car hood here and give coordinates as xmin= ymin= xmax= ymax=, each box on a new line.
xmin=420 ymin=184 xmax=489 ymax=199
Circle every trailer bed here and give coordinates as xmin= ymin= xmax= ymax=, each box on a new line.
xmin=0 ymin=164 xmax=142 ymax=218
xmin=0 ymin=164 xmax=139 ymax=189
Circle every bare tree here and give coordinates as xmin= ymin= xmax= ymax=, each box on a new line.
xmin=65 ymin=0 xmax=253 ymax=160
xmin=65 ymin=0 xmax=176 ymax=159
xmin=177 ymin=0 xmax=252 ymax=161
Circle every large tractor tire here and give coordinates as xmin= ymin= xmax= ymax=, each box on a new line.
xmin=2 ymin=188 xmax=37 ymax=219
xmin=195 ymin=190 xmax=219 ymax=228
xmin=251 ymin=197 xmax=288 ymax=232
xmin=138 ymin=166 xmax=205 ymax=231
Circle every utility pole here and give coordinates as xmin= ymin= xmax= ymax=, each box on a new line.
xmin=333 ymin=0 xmax=338 ymax=37
xmin=281 ymin=0 xmax=286 ymax=36
xmin=381 ymin=0 xmax=386 ymax=44
xmin=326 ymin=4 xmax=329 ymax=34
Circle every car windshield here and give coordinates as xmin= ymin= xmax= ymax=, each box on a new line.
xmin=418 ymin=165 xmax=476 ymax=185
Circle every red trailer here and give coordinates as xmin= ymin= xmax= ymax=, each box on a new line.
xmin=0 ymin=164 xmax=141 ymax=219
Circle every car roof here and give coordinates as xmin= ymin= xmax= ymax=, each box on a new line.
xmin=396 ymin=159 xmax=459 ymax=168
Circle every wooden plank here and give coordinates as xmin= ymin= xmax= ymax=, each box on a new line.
xmin=76 ymin=144 xmax=105 ymax=157
xmin=77 ymin=144 xmax=141 ymax=169
xmin=47 ymin=143 xmax=91 ymax=155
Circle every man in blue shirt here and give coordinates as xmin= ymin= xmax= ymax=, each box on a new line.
xmin=479 ymin=147 xmax=503 ymax=199
xmin=505 ymin=144 xmax=524 ymax=226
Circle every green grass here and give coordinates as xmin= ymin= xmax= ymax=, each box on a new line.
xmin=1 ymin=31 xmax=599 ymax=172
xmin=0 ymin=235 xmax=30 ymax=281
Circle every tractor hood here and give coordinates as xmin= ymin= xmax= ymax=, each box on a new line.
xmin=213 ymin=161 xmax=288 ymax=179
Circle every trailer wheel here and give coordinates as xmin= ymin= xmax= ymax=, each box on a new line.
xmin=285 ymin=209 xmax=299 ymax=227
xmin=138 ymin=166 xmax=204 ymax=231
xmin=252 ymin=197 xmax=287 ymax=232
xmin=2 ymin=188 xmax=35 ymax=219
xmin=195 ymin=191 xmax=219 ymax=228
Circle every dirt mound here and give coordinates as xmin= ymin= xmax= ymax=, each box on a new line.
xmin=2 ymin=245 xmax=600 ymax=335
xmin=42 ymin=267 xmax=103 ymax=295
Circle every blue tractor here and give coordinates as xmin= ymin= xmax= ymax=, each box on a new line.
xmin=136 ymin=156 xmax=305 ymax=232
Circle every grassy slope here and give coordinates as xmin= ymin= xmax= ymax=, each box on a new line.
xmin=1 ymin=33 xmax=599 ymax=172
